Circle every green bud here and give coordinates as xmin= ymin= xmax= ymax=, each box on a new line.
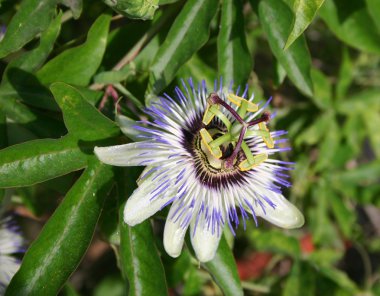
xmin=103 ymin=0 xmax=159 ymax=20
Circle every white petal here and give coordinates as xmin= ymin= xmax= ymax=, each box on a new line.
xmin=255 ymin=192 xmax=304 ymax=229
xmin=123 ymin=168 xmax=178 ymax=226
xmin=163 ymin=204 xmax=190 ymax=258
xmin=94 ymin=141 xmax=170 ymax=167
xmin=116 ymin=115 xmax=149 ymax=142
xmin=190 ymin=214 xmax=223 ymax=262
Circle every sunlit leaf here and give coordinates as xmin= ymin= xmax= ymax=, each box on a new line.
xmin=0 ymin=95 xmax=65 ymax=138
xmin=217 ymin=0 xmax=252 ymax=88
xmin=249 ymin=229 xmax=301 ymax=258
xmin=336 ymin=89 xmax=380 ymax=114
xmin=204 ymin=235 xmax=243 ymax=296
xmin=6 ymin=160 xmax=114 ymax=295
xmin=257 ymin=0 xmax=314 ymax=96
xmin=283 ymin=261 xmax=315 ymax=296
xmin=0 ymin=14 xmax=62 ymax=111
xmin=362 ymin=110 xmax=380 ymax=158
xmin=50 ymin=82 xmax=120 ymax=141
xmin=146 ymin=0 xmax=218 ymax=102
xmin=336 ymin=47 xmax=353 ymax=100
xmin=315 ymin=115 xmax=340 ymax=171
xmin=329 ymin=192 xmax=356 ymax=239
xmin=37 ymin=13 xmax=111 ymax=86
xmin=366 ymin=0 xmax=380 ymax=31
xmin=310 ymin=68 xmax=332 ymax=109
xmin=0 ymin=136 xmax=87 ymax=188
xmin=318 ymin=266 xmax=358 ymax=293
xmin=319 ymin=0 xmax=380 ymax=54
xmin=117 ymin=168 xmax=168 ymax=296
xmin=177 ymin=54 xmax=217 ymax=88
xmin=0 ymin=0 xmax=57 ymax=58
xmin=285 ymin=0 xmax=325 ymax=49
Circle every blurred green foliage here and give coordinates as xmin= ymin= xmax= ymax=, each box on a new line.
xmin=0 ymin=0 xmax=379 ymax=295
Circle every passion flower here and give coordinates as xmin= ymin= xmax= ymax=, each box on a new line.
xmin=95 ymin=79 xmax=304 ymax=262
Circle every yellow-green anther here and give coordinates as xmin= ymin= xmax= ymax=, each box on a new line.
xmin=200 ymin=128 xmax=222 ymax=159
xmin=228 ymin=93 xmax=258 ymax=112
xmin=202 ymin=104 xmax=219 ymax=125
xmin=238 ymin=153 xmax=268 ymax=171
xmin=258 ymin=122 xmax=274 ymax=148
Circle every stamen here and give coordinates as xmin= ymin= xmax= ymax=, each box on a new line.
xmin=228 ymin=93 xmax=258 ymax=112
xmin=200 ymin=128 xmax=222 ymax=158
xmin=200 ymin=94 xmax=274 ymax=171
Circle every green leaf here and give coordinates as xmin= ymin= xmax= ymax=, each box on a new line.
xmin=0 ymin=136 xmax=87 ymax=188
xmin=60 ymin=0 xmax=83 ymax=19
xmin=319 ymin=0 xmax=380 ymax=54
xmin=249 ymin=229 xmax=301 ymax=258
xmin=366 ymin=0 xmax=380 ymax=31
xmin=94 ymin=275 xmax=125 ymax=296
xmin=257 ymin=0 xmax=313 ymax=97
xmin=336 ymin=89 xmax=380 ymax=114
xmin=120 ymin=221 xmax=169 ymax=296
xmin=363 ymin=110 xmax=380 ymax=158
xmin=183 ymin=266 xmax=204 ymax=296
xmin=0 ymin=0 xmax=58 ymax=58
xmin=273 ymin=61 xmax=287 ymax=88
xmin=204 ymin=235 xmax=243 ymax=296
xmin=0 ymin=14 xmax=62 ymax=111
xmin=117 ymin=168 xmax=168 ymax=296
xmin=146 ymin=0 xmax=218 ymax=101
xmin=318 ymin=266 xmax=358 ymax=293
xmin=3 ymin=13 xmax=62 ymax=81
xmin=0 ymin=111 xmax=6 ymax=148
xmin=310 ymin=68 xmax=332 ymax=109
xmin=331 ymin=161 xmax=380 ymax=185
xmin=37 ymin=14 xmax=111 ymax=86
xmin=315 ymin=115 xmax=340 ymax=171
xmin=6 ymin=160 xmax=114 ymax=295
xmin=295 ymin=113 xmax=329 ymax=146
xmin=283 ymin=261 xmax=315 ymax=296
xmin=342 ymin=114 xmax=365 ymax=156
xmin=307 ymin=248 xmax=342 ymax=266
xmin=0 ymin=95 xmax=65 ymax=138
xmin=335 ymin=47 xmax=353 ymax=101
xmin=329 ymin=192 xmax=355 ymax=239
xmin=60 ymin=284 xmax=81 ymax=296
xmin=217 ymin=0 xmax=252 ymax=88
xmin=284 ymin=0 xmax=325 ymax=49
xmin=177 ymin=54 xmax=217 ymax=88
xmin=94 ymin=63 xmax=136 ymax=84
xmin=50 ymin=82 xmax=120 ymax=141
xmin=310 ymin=180 xmax=337 ymax=246
xmin=164 ymin=251 xmax=191 ymax=288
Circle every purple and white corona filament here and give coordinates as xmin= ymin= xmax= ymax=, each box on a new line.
xmin=95 ymin=79 xmax=304 ymax=262
xmin=0 ymin=216 xmax=24 ymax=294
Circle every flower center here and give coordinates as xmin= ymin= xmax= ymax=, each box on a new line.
xmin=199 ymin=93 xmax=273 ymax=172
